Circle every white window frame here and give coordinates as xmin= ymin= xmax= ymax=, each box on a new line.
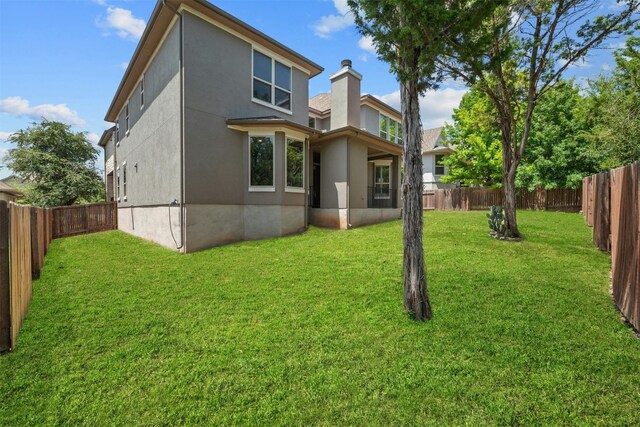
xmin=379 ymin=113 xmax=402 ymax=144
xmin=125 ymin=103 xmax=130 ymax=136
xmin=140 ymin=75 xmax=144 ymax=110
xmin=115 ymin=123 xmax=120 ymax=147
xmin=122 ymin=161 xmax=128 ymax=202
xmin=251 ymin=49 xmax=293 ymax=115
xmin=435 ymin=154 xmax=447 ymax=176
xmin=285 ymin=137 xmax=305 ymax=193
xmin=379 ymin=114 xmax=388 ymax=140
xmin=248 ymin=133 xmax=276 ymax=192
xmin=116 ymin=166 xmax=121 ymax=202
xmin=373 ymin=160 xmax=392 ymax=200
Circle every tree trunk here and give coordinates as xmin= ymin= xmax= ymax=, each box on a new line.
xmin=401 ymin=77 xmax=432 ymax=321
xmin=502 ymin=167 xmax=520 ymax=238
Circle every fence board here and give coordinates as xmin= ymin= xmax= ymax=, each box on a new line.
xmin=584 ymin=161 xmax=639 ymax=332
xmin=0 ymin=201 xmax=9 ymax=353
xmin=9 ymin=204 xmax=32 ymax=348
xmin=592 ymin=172 xmax=611 ymax=252
xmin=422 ymin=187 xmax=581 ymax=212
xmin=52 ymin=202 xmax=117 ymax=238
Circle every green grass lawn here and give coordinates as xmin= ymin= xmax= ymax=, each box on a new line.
xmin=1 ymin=211 xmax=639 ymax=425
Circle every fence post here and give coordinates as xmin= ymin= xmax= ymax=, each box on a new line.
xmin=0 ymin=201 xmax=10 ymax=353
xmin=84 ymin=205 xmax=89 ymax=234
xmin=30 ymin=208 xmax=40 ymax=280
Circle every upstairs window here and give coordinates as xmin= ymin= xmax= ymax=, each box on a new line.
xmin=435 ymin=154 xmax=446 ymax=175
xmin=115 ymin=123 xmax=120 ymax=145
xmin=379 ymin=113 xmax=401 ymax=144
xmin=122 ymin=162 xmax=128 ymax=201
xmin=140 ymin=76 xmax=144 ymax=109
xmin=380 ymin=114 xmax=388 ymax=139
xmin=309 ymin=117 xmax=316 ymax=129
xmin=286 ymin=138 xmax=304 ymax=190
xmin=125 ymin=104 xmax=130 ymax=134
xmin=249 ymin=135 xmax=274 ymax=190
xmin=253 ymin=50 xmax=291 ymax=111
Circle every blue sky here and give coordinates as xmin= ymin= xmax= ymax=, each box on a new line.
xmin=0 ymin=0 xmax=631 ymax=179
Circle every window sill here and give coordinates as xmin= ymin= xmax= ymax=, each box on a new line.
xmin=252 ymin=98 xmax=293 ymax=116
xmin=249 ymin=186 xmax=276 ymax=192
xmin=285 ymin=187 xmax=305 ymax=194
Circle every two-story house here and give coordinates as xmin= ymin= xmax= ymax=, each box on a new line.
xmin=101 ymin=0 xmax=402 ymax=252
xmin=421 ymin=126 xmax=456 ymax=191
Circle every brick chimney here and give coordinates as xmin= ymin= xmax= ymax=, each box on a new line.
xmin=329 ymin=59 xmax=362 ymax=130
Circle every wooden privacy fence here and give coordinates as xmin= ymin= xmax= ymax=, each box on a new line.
xmin=423 ymin=187 xmax=582 ymax=212
xmin=52 ymin=202 xmax=117 ymax=238
xmin=582 ymin=161 xmax=639 ymax=332
xmin=1 ymin=201 xmax=117 ymax=353
xmin=0 ymin=202 xmax=52 ymax=353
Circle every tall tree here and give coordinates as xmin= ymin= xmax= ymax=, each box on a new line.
xmin=348 ymin=0 xmax=502 ymax=320
xmin=434 ymin=0 xmax=639 ymax=238
xmin=586 ymin=36 xmax=640 ymax=169
xmin=3 ymin=120 xmax=103 ymax=207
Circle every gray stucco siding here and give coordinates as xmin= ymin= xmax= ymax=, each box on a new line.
xmin=360 ymin=104 xmax=380 ymax=136
xmin=114 ymin=21 xmax=181 ymax=208
xmin=182 ymin=11 xmax=309 ymax=207
xmin=182 ymin=11 xmax=309 ymax=125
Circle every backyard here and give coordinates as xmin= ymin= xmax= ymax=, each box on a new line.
xmin=1 ymin=211 xmax=639 ymax=425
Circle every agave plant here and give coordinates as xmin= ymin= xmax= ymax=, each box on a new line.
xmin=487 ymin=205 xmax=506 ymax=237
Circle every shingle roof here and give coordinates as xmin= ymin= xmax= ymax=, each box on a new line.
xmin=0 ymin=180 xmax=23 ymax=196
xmin=421 ymin=127 xmax=445 ymax=153
xmin=309 ymin=93 xmax=331 ymax=112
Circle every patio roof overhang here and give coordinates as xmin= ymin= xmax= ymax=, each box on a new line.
xmin=226 ymin=117 xmax=320 ymax=141
xmin=311 ymin=126 xmax=403 ymax=157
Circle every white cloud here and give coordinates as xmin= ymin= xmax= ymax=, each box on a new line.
xmin=87 ymin=132 xmax=100 ymax=146
xmin=99 ymin=7 xmax=146 ymax=41
xmin=121 ymin=62 xmax=129 ymax=70
xmin=358 ymin=35 xmax=376 ymax=54
xmin=311 ymin=0 xmax=353 ymax=38
xmin=0 ymin=96 xmax=86 ymax=126
xmin=558 ymin=58 xmax=591 ymax=69
xmin=602 ymin=63 xmax=613 ymax=71
xmin=0 ymin=131 xmax=14 ymax=142
xmin=376 ymin=87 xmax=468 ymax=129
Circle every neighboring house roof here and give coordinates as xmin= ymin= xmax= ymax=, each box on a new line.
xmin=98 ymin=127 xmax=115 ymax=147
xmin=105 ymin=0 xmax=324 ymax=122
xmin=421 ymin=127 xmax=453 ymax=155
xmin=308 ymin=93 xmax=331 ymax=113
xmin=308 ymin=93 xmax=401 ymax=119
xmin=0 ymin=180 xmax=23 ymax=197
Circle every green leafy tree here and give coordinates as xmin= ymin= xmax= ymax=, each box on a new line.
xmin=349 ymin=0 xmax=502 ymax=320
xmin=518 ymin=80 xmax=600 ymax=190
xmin=434 ymin=0 xmax=639 ymax=238
xmin=441 ymin=87 xmax=503 ymax=187
xmin=586 ymin=36 xmax=640 ymax=169
xmin=2 ymin=120 xmax=104 ymax=207
xmin=444 ymin=79 xmax=602 ymax=190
